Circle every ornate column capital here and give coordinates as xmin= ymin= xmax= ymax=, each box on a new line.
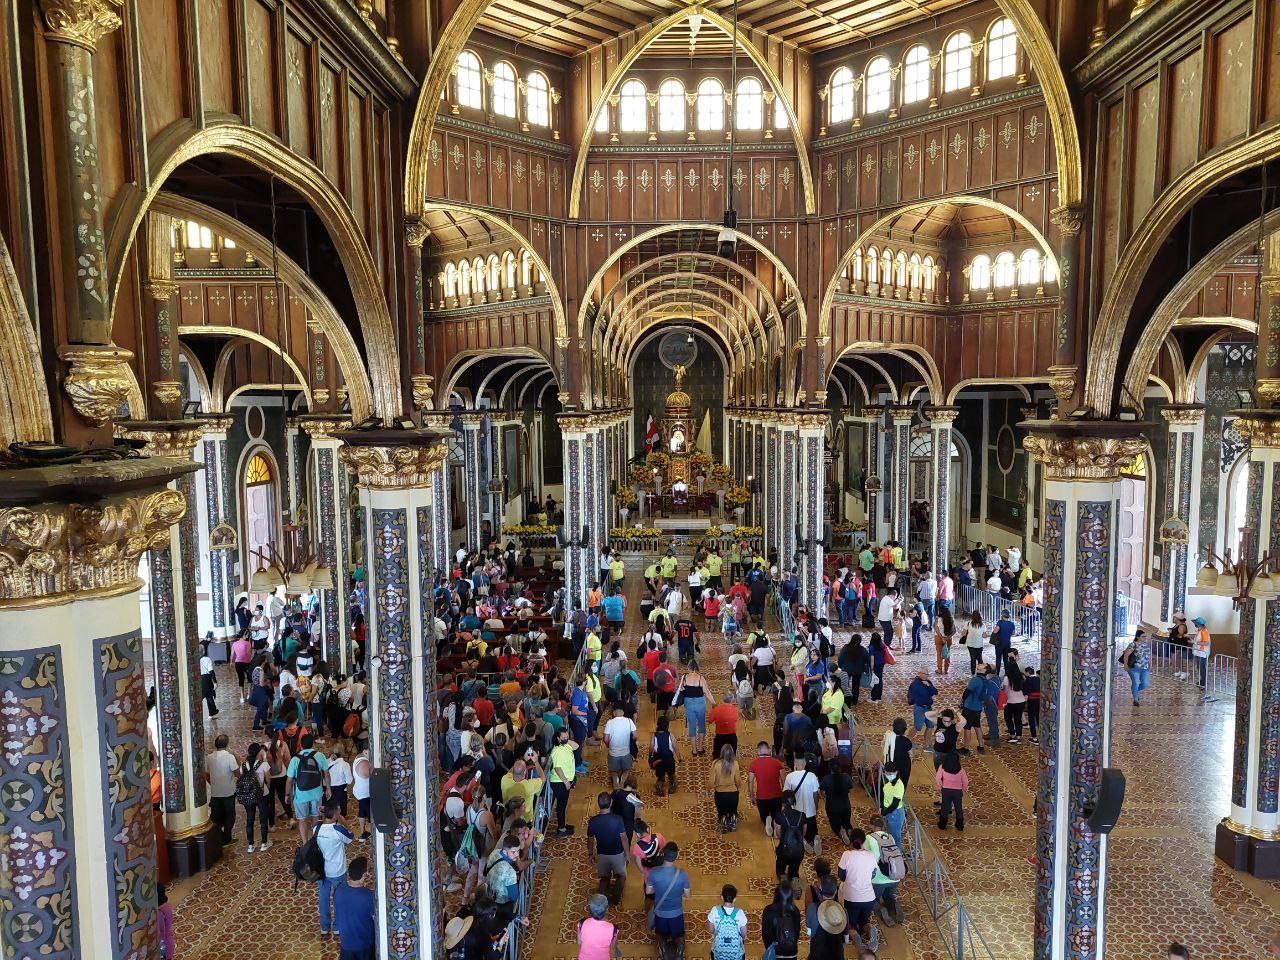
xmin=151 ymin=382 xmax=183 ymax=409
xmin=411 ymin=375 xmax=435 ymax=412
xmin=405 ymin=218 xmax=431 ymax=250
xmin=201 ymin=413 xmax=235 ymax=436
xmin=57 ymin=344 xmax=135 ymax=427
xmin=337 ymin=434 xmax=450 ymax=490
xmin=1047 ymin=363 xmax=1078 ymax=412
xmin=458 ymin=412 xmax=486 ymax=428
xmin=38 ymin=0 xmax=124 ymax=51
xmin=1231 ymin=409 xmax=1280 ymax=449
xmin=1022 ymin=421 xmax=1147 ymax=481
xmin=888 ymin=404 xmax=916 ymax=424
xmin=1049 ymin=204 xmax=1085 ymax=236
xmin=146 ymin=278 xmax=180 ymax=301
xmin=1160 ymin=404 xmax=1206 ymax=426
xmin=117 ymin=419 xmax=206 ymax=458
xmin=294 ymin=414 xmax=354 ymax=441
xmin=924 ymin=405 xmax=960 ymax=425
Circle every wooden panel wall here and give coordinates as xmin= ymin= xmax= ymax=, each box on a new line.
xmin=426 ymin=306 xmax=561 ymax=386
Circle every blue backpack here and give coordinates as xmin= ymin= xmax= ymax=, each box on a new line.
xmin=712 ymin=906 xmax=744 ymax=960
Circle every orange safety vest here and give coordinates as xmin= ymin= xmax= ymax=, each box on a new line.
xmin=1194 ymin=628 xmax=1210 ymax=656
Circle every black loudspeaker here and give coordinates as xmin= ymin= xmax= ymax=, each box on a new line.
xmin=370 ymin=768 xmax=400 ymax=833
xmin=821 ymin=523 xmax=833 ymax=551
xmin=1085 ymin=767 xmax=1125 ymax=834
xmin=556 ymin=525 xmax=568 ymax=547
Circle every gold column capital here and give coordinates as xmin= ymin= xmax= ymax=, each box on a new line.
xmin=1159 ymin=405 xmax=1205 ymax=426
xmin=117 ymin=420 xmax=206 ymax=457
xmin=339 ymin=441 xmax=449 ymax=490
xmin=1023 ymin=424 xmax=1146 ymax=481
xmin=57 ymin=344 xmax=135 ymax=426
xmin=411 ymin=375 xmax=435 ymax=412
xmin=1232 ymin=410 xmax=1280 ymax=449
xmin=151 ymin=382 xmax=183 ymax=409
xmin=924 ymin=405 xmax=961 ymax=425
xmin=1049 ymin=204 xmax=1085 ymax=236
xmin=146 ymin=279 xmax=180 ymax=301
xmin=1047 ymin=363 xmax=1078 ymax=413
xmin=405 ymin=218 xmax=431 ymax=250
xmin=38 ymin=0 xmax=124 ymax=51
xmin=295 ymin=415 xmax=355 ymax=440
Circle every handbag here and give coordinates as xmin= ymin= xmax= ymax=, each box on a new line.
xmin=646 ymin=870 xmax=682 ymax=930
xmin=859 ymin=668 xmax=875 ymax=689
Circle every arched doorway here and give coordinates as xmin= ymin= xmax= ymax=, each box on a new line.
xmin=241 ymin=446 xmax=281 ymax=602
xmin=1117 ymin=452 xmax=1148 ymax=607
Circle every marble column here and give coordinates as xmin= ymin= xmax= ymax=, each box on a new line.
xmin=797 ymin=414 xmax=827 ymax=607
xmin=120 ymin=421 xmax=223 ymax=877
xmin=1024 ymin=422 xmax=1146 ymax=960
xmin=487 ymin=418 xmax=504 ymax=542
xmin=1216 ymin=411 xmax=1280 ymax=876
xmin=0 ymin=458 xmax=192 ymax=960
xmin=780 ymin=423 xmax=799 ymax=572
xmin=926 ymin=406 xmax=959 ymax=575
xmin=339 ymin=433 xmax=450 ymax=959
xmin=285 ymin=420 xmax=304 ymax=519
xmin=560 ymin=416 xmax=591 ymax=609
xmin=299 ymin=416 xmax=355 ymax=671
xmin=889 ymin=405 xmax=914 ymax=549
xmin=201 ymin=414 xmax=237 ymax=638
xmin=1158 ymin=405 xmax=1204 ymax=621
xmin=765 ymin=417 xmax=781 ymax=560
xmin=595 ymin=418 xmax=610 ymax=553
xmin=459 ymin=414 xmax=485 ymax=551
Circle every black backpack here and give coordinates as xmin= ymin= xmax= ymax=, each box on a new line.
xmin=295 ymin=750 xmax=324 ymax=792
xmin=292 ymin=825 xmax=326 ymax=886
xmin=235 ymin=763 xmax=263 ymax=807
xmin=774 ymin=907 xmax=800 ymax=954
xmin=777 ymin=812 xmax=805 ymax=861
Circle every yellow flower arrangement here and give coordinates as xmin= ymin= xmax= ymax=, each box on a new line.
xmin=610 ymin=527 xmax=663 ymax=539
xmin=646 ymin=451 xmax=671 ymax=471
xmin=707 ymin=526 xmax=723 ymax=537
xmin=628 ymin=464 xmax=652 ymax=486
xmin=617 ymin=488 xmax=639 ymax=508
xmin=689 ymin=451 xmax=712 ymax=472
xmin=733 ymin=526 xmax=763 ymax=538
xmin=723 ymin=485 xmax=751 ymax=508
xmin=504 ymin=523 xmax=557 ymax=537
xmin=708 ymin=463 xmax=733 ymax=487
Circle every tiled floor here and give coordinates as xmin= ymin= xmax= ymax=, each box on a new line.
xmin=159 ymin=584 xmax=1280 ymax=960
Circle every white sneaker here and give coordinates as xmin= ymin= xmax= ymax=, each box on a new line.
xmin=260 ymin=839 xmax=272 ymax=851
xmin=247 ymin=843 xmax=256 ymax=853
xmin=765 ymin=816 xmax=774 ymax=838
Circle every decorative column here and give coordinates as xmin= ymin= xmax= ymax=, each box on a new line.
xmin=299 ymin=415 xmax=355 ymax=671
xmin=1 ymin=457 xmax=193 ymax=960
xmin=1048 ymin=205 xmax=1085 ymax=414
xmin=560 ymin=415 xmax=590 ymax=608
xmin=765 ymin=416 xmax=782 ymax=559
xmin=595 ymin=417 xmax=610 ymax=552
xmin=863 ymin=413 xmax=885 ymax=544
xmin=338 ymin=433 xmax=450 ymax=959
xmin=926 ymin=406 xmax=959 ymax=574
xmin=889 ymin=405 xmax=915 ymax=548
xmin=459 ymin=413 xmax=485 ymax=551
xmin=487 ymin=418 xmax=504 ymax=542
xmin=1023 ymin=422 xmax=1146 ymax=960
xmin=1158 ymin=405 xmax=1204 ymax=621
xmin=119 ymin=420 xmax=222 ymax=876
xmin=797 ymin=414 xmax=827 ymax=608
xmin=780 ymin=421 xmax=799 ymax=571
xmin=202 ymin=414 xmax=237 ymax=638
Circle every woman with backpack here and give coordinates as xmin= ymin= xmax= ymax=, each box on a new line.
xmin=865 ymin=815 xmax=906 ymax=929
xmin=933 ymin=607 xmax=957 ymax=676
xmin=761 ymin=882 xmax=803 ymax=960
xmin=650 ymin=714 xmax=680 ymax=796
xmin=236 ymin=742 xmax=272 ymax=854
xmin=774 ymin=794 xmax=808 ymax=888
xmin=707 ymin=884 xmax=747 ymax=960
xmin=265 ymin=736 xmax=293 ymax=831
xmin=461 ymin=783 xmax=498 ymax=904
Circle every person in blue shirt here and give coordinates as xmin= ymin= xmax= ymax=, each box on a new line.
xmin=980 ymin=665 xmax=1002 ymax=749
xmin=333 ymin=855 xmax=376 ymax=960
xmin=645 ymin=843 xmax=691 ymax=958
xmin=602 ymin=593 xmax=626 ymax=637
xmin=569 ymin=677 xmax=591 ymax=771
xmin=990 ymin=610 xmax=1016 ymax=675
xmin=907 ymin=670 xmax=938 ymax=736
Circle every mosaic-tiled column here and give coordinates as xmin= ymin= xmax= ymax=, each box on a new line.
xmin=1 ymin=459 xmax=191 ymax=960
xmin=926 ymin=406 xmax=959 ymax=575
xmin=560 ymin=416 xmax=590 ymax=608
xmin=765 ymin=417 xmax=781 ymax=560
xmin=285 ymin=420 xmax=304 ymax=518
xmin=300 ymin=416 xmax=355 ymax=671
xmin=595 ymin=419 xmax=610 ymax=553
xmin=459 ymin=413 xmax=485 ymax=551
xmin=201 ymin=414 xmax=236 ymax=637
xmin=1024 ymin=423 xmax=1146 ymax=960
xmin=889 ymin=405 xmax=915 ymax=549
xmin=797 ymin=415 xmax=827 ymax=607
xmin=1158 ymin=405 xmax=1204 ymax=621
xmin=121 ymin=421 xmax=222 ymax=875
xmin=780 ymin=423 xmax=799 ymax=571
xmin=1217 ymin=411 xmax=1280 ymax=876
xmin=863 ymin=414 xmax=884 ymax=544
xmin=339 ymin=434 xmax=450 ymax=959
xmin=487 ymin=418 xmax=504 ymax=542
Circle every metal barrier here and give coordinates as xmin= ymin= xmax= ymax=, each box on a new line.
xmin=1136 ymin=636 xmax=1238 ymax=701
xmin=1114 ymin=592 xmax=1142 ymax=638
xmin=955 ymin=584 xmax=1040 ymax=642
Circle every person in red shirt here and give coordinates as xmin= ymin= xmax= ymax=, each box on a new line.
xmin=471 ymin=688 xmax=496 ymax=731
xmin=641 ymin=642 xmax=663 ymax=703
xmin=710 ymin=695 xmax=739 ymax=758
xmin=726 ymin=581 xmax=749 ymax=607
xmin=747 ymin=742 xmax=787 ymax=836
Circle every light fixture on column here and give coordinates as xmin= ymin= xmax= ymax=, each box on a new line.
xmin=1197 ymin=531 xmax=1275 ymax=607
xmin=209 ymin=521 xmax=239 ymax=552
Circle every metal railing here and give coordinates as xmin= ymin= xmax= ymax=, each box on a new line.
xmin=955 ymin=583 xmax=1040 ymax=642
xmin=1114 ymin=592 xmax=1143 ymax=638
xmin=1123 ymin=636 xmax=1238 ymax=701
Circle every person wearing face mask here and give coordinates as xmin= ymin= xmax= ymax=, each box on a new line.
xmin=548 ymin=728 xmax=578 ymax=836
xmin=928 ymin=709 xmax=961 ymax=770
xmin=878 ymin=762 xmax=905 ymax=849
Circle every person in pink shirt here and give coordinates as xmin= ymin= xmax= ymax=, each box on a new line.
xmin=935 ymin=751 xmax=969 ymax=830
xmin=231 ymin=633 xmax=254 ymax=703
xmin=937 ymin=571 xmax=955 ymax=613
xmin=157 ymin=884 xmax=176 ymax=958
xmin=576 ymin=894 xmax=619 ymax=960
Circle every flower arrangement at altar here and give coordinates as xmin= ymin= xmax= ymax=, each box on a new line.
xmin=708 ymin=463 xmax=733 ymax=488
xmin=610 ymin=527 xmax=663 ymax=540
xmin=629 ymin=464 xmax=652 ymax=486
xmin=723 ymin=485 xmax=751 ymax=508
xmin=504 ymin=523 xmax=557 ymax=537
xmin=706 ymin=526 xmax=723 ymax=538
xmin=689 ymin=451 xmax=712 ymax=473
xmin=646 ymin=451 xmax=671 ymax=472
xmin=617 ymin=488 xmax=639 ymax=508
xmin=732 ymin=526 xmax=763 ymax=538
xmin=833 ymin=520 xmax=858 ymax=533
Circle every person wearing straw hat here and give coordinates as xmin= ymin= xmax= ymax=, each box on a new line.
xmin=444 ymin=915 xmax=473 ymax=955
xmin=812 ymin=892 xmax=848 ymax=960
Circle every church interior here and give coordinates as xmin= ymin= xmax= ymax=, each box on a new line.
xmin=3 ymin=0 xmax=1280 ymax=958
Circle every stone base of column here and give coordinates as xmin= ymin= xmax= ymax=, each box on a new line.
xmin=167 ymin=820 xmax=224 ymax=879
xmin=1216 ymin=819 xmax=1280 ymax=878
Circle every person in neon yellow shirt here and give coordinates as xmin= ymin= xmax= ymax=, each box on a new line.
xmin=586 ymin=629 xmax=603 ymax=663
xmin=610 ymin=555 xmax=625 ymax=587
xmin=705 ymin=552 xmax=723 ymax=590
xmin=890 ymin=543 xmax=905 ymax=569
xmin=548 ymin=728 xmax=577 ymax=835
xmin=660 ymin=554 xmax=678 ymax=579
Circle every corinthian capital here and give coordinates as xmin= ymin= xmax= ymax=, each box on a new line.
xmin=1023 ymin=430 xmax=1146 ymax=481
xmin=39 ymin=0 xmax=124 ymax=51
xmin=339 ymin=442 xmax=450 ymax=490
xmin=1049 ymin=204 xmax=1085 ymax=237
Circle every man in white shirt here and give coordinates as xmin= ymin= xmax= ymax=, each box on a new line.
xmin=986 ymin=571 xmax=1003 ymax=593
xmin=203 ymin=734 xmax=240 ymax=844
xmin=602 ymin=705 xmax=638 ymax=788
xmin=268 ymin=592 xmax=286 ymax=640
xmin=985 ymin=546 xmax=1002 ymax=574
xmin=199 ymin=651 xmax=219 ymax=717
xmin=783 ymin=755 xmax=821 ymax=854
xmin=1007 ymin=546 xmax=1022 ymax=573
xmin=664 ymin=587 xmax=683 ymax=619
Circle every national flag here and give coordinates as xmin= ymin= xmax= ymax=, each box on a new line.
xmin=644 ymin=414 xmax=658 ymax=453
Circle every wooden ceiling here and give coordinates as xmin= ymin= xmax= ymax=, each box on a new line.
xmin=476 ymin=0 xmax=974 ymax=56
xmin=872 ymin=201 xmax=1031 ymax=246
xmin=422 ymin=209 xmax=501 ymax=253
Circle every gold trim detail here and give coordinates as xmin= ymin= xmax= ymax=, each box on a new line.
xmin=1232 ymin=414 xmax=1280 ymax=450
xmin=58 ymin=344 xmax=136 ymax=426
xmin=146 ymin=279 xmax=180 ymax=301
xmin=152 ymin=381 xmax=183 ymax=408
xmin=1160 ymin=406 xmax=1205 ymax=426
xmin=339 ymin=443 xmax=449 ymax=490
xmin=1049 ymin=204 xmax=1085 ymax=236
xmin=37 ymin=0 xmax=123 ymax=51
xmin=405 ymin=219 xmax=431 ymax=249
xmin=118 ymin=423 xmax=204 ymax=458
xmin=1223 ymin=817 xmax=1280 ymax=842
xmin=1048 ymin=364 xmax=1077 ymax=412
xmin=0 ymin=490 xmax=185 ymax=601
xmin=1023 ymin=433 xmax=1146 ymax=481
xmin=411 ymin=375 xmax=435 ymax=412
xmin=924 ymin=405 xmax=961 ymax=425
xmin=297 ymin=417 xmax=354 ymax=440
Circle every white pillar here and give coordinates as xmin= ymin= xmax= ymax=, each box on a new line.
xmin=889 ymin=405 xmax=914 ymax=549
xmin=797 ymin=415 xmax=827 ymax=608
xmin=460 ymin=413 xmax=485 ymax=551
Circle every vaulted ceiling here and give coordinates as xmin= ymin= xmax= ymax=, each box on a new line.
xmin=869 ymin=201 xmax=1036 ymax=248
xmin=475 ymin=0 xmax=973 ymax=55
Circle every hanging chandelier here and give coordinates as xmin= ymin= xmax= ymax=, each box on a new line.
xmin=247 ymin=522 xmax=334 ymax=595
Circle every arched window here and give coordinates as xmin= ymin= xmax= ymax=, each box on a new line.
xmin=902 ymin=45 xmax=931 ymax=104
xmin=697 ymin=78 xmax=724 ymax=130
xmin=185 ymin=221 xmax=213 ymax=249
xmin=456 ymin=51 xmax=483 ymax=109
xmin=1017 ymin=249 xmax=1041 ymax=286
xmin=502 ymin=251 xmax=517 ymax=289
xmin=851 ymin=248 xmax=863 ymax=281
xmin=986 ymin=18 xmax=1018 ymax=82
xmin=472 ymin=258 xmax=487 ymax=294
xmin=774 ymin=93 xmax=790 ymax=129
xmin=970 ymin=254 xmax=991 ymax=290
xmin=909 ymin=253 xmax=922 ymax=288
xmin=923 ymin=256 xmax=936 ymax=290
xmin=619 ymin=79 xmax=647 ymax=132
xmin=246 ymin=452 xmax=272 ymax=485
xmin=830 ymin=67 xmax=855 ymax=124
xmin=487 ymin=254 xmax=501 ymax=289
xmin=881 ymin=248 xmax=894 ymax=283
xmin=894 ymin=251 xmax=907 ymax=286
xmin=526 ymin=72 xmax=550 ymax=126
xmin=658 ymin=79 xmax=685 ymax=131
xmin=735 ymin=77 xmax=764 ymax=130
xmin=865 ymin=57 xmax=892 ymax=114
xmin=943 ymin=33 xmax=973 ymax=93
xmin=459 ymin=260 xmax=473 ymax=296
xmin=492 ymin=62 xmax=517 ymax=117
xmin=993 ymin=251 xmax=1016 ymax=287
xmin=867 ymin=248 xmax=878 ymax=284
xmin=1044 ymin=255 xmax=1059 ymax=284
xmin=520 ymin=250 xmax=534 ymax=287
xmin=444 ymin=263 xmax=458 ymax=297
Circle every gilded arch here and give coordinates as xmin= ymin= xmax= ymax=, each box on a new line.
xmin=0 ymin=232 xmax=53 ymax=447
xmin=194 ymin=328 xmax=314 ymax=412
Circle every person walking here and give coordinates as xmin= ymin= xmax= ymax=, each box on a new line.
xmin=204 ymin=734 xmax=239 ymax=845
xmin=315 ymin=800 xmax=355 ymax=937
xmin=333 ymin=856 xmax=377 ymax=960
xmin=820 ymin=762 xmax=854 ymax=846
xmin=775 ymin=794 xmax=808 ymax=887
xmin=867 ymin=634 xmax=888 ymax=703
xmin=678 ymin=660 xmax=714 ymax=755
xmin=960 ymin=610 xmax=985 ymax=676
xmin=286 ymin=734 xmax=331 ymax=841
xmin=837 ymin=830 xmax=879 ymax=952
xmin=708 ymin=884 xmax=747 ymax=960
xmin=1124 ymin=628 xmax=1153 ymax=705
xmin=645 ymin=843 xmax=691 ymax=960
xmin=603 ymin=704 xmax=638 ymax=790
xmin=960 ymin=673 xmax=986 ymax=754
xmin=907 ymin=671 xmax=937 ymax=737
xmin=988 ymin=609 xmax=1016 ymax=676
xmin=748 ymin=742 xmax=787 ymax=835
xmin=879 ymin=763 xmax=905 ymax=849
xmin=577 ymin=894 xmax=620 ymax=960
xmin=762 ymin=883 xmax=803 ymax=960
xmin=231 ymin=632 xmax=254 ymax=702
xmin=784 ymin=755 xmax=822 ymax=855
xmin=1192 ymin=616 xmax=1211 ymax=690
xmin=266 ymin=735 xmax=293 ymax=831
xmin=710 ymin=692 xmax=740 ymax=759
xmin=236 ymin=742 xmax=271 ymax=854
xmin=935 ymin=751 xmax=969 ymax=831
xmin=650 ymin=714 xmax=680 ymax=796
xmin=933 ymin=607 xmax=956 ymax=675
xmin=711 ymin=744 xmax=741 ymax=833
xmin=549 ymin=727 xmax=578 ymax=835
xmin=1002 ymin=652 xmax=1027 ymax=743
xmin=1023 ymin=668 xmax=1041 ymax=744
xmin=587 ymin=792 xmax=629 ymax=904
xmin=820 ymin=676 xmax=845 ymax=729
xmin=351 ymin=748 xmax=372 ymax=840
